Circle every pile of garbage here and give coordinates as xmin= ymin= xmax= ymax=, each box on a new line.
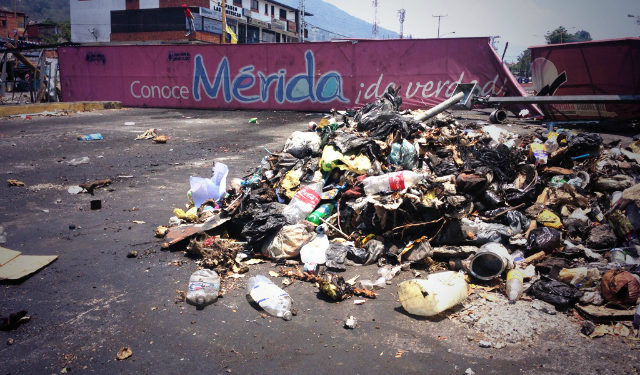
xmin=159 ymin=87 xmax=640 ymax=335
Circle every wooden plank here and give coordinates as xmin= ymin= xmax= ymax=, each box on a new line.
xmin=0 ymin=246 xmax=21 ymax=266
xmin=576 ymin=304 xmax=635 ymax=321
xmin=0 ymin=255 xmax=58 ymax=280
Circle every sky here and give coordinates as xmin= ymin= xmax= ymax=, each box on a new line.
xmin=322 ymin=0 xmax=640 ymax=62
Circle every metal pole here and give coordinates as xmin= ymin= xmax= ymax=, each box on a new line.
xmin=416 ymin=92 xmax=465 ymax=122
xmin=221 ymin=0 xmax=227 ymax=44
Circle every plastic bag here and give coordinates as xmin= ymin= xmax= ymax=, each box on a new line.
xmin=529 ymin=277 xmax=583 ymax=308
xmin=501 ymin=210 xmax=530 ymax=234
xmin=567 ymin=133 xmax=602 ymax=157
xmin=325 ymin=242 xmax=353 ymax=271
xmin=600 ymin=269 xmax=640 ymax=306
xmin=283 ymin=131 xmax=322 ymax=158
xmin=537 ymin=209 xmax=563 ymax=229
xmin=240 ymin=204 xmax=287 ymax=246
xmin=388 ymin=139 xmax=417 ymax=170
xmin=261 ymin=223 xmax=316 ymax=259
xmin=190 ymin=162 xmax=228 ymax=208
xmin=525 ymin=227 xmax=561 ymax=254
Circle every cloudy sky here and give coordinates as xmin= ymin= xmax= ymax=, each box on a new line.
xmin=322 ymin=0 xmax=640 ymax=62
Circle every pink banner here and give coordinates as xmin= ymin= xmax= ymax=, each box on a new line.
xmin=530 ymin=38 xmax=640 ymax=120
xmin=59 ymin=38 xmax=527 ymax=111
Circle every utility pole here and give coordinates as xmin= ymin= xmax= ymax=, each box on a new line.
xmin=432 ymin=14 xmax=447 ymax=38
xmin=298 ymin=0 xmax=305 ymax=42
xmin=397 ymin=9 xmax=405 ymax=39
xmin=221 ymin=0 xmax=227 ymax=44
xmin=372 ymin=0 xmax=379 ymax=39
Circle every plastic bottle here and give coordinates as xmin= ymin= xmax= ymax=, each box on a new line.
xmin=362 ymin=171 xmax=425 ymax=195
xmin=397 ymin=271 xmax=468 ymax=316
xmin=306 ymin=203 xmax=335 ymax=225
xmin=186 ymin=269 xmax=221 ymax=307
xmin=247 ymin=275 xmax=292 ymax=320
xmin=505 ymin=269 xmax=524 ymax=304
xmin=282 ymin=181 xmax=324 ymax=224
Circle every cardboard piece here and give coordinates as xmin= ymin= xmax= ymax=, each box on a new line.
xmin=0 ymin=247 xmax=21 ymax=266
xmin=0 ymin=246 xmax=58 ymax=281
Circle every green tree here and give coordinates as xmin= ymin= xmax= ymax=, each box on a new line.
xmin=545 ymin=26 xmax=592 ymax=44
xmin=572 ymin=30 xmax=592 ymax=42
xmin=545 ymin=26 xmax=573 ymax=44
xmin=510 ymin=49 xmax=531 ymax=77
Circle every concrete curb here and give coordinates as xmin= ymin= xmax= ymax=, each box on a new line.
xmin=0 ymin=101 xmax=122 ymax=117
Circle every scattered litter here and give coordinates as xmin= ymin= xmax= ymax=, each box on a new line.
xmin=90 ymin=200 xmax=102 ymax=210
xmin=77 ymin=133 xmax=103 ymax=141
xmin=67 ymin=157 xmax=90 ymax=166
xmin=344 ymin=315 xmax=357 ymax=329
xmin=116 ymin=347 xmax=133 ymax=360
xmin=132 ymin=220 xmax=145 ymax=224
xmin=135 ymin=128 xmax=157 ymax=140
xmin=67 ymin=186 xmax=84 ymax=195
xmin=0 ymin=310 xmax=30 ymax=331
xmin=7 ymin=179 xmax=25 ymax=187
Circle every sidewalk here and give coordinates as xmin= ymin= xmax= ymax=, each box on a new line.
xmin=0 ymin=101 xmax=121 ymax=117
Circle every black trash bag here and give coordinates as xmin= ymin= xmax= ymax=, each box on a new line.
xmin=461 ymin=144 xmax=518 ymax=183
xmin=503 ymin=185 xmax=537 ymax=205
xmin=526 ymin=227 xmax=562 ymax=254
xmin=529 ymin=277 xmax=583 ymax=308
xmin=331 ymin=132 xmax=373 ymax=154
xmin=501 ymin=210 xmax=530 ymax=234
xmin=326 ymin=242 xmax=351 ymax=271
xmin=567 ymin=133 xmax=602 ymax=157
xmin=240 ymin=203 xmax=287 ymax=247
xmin=483 ymin=190 xmax=504 ymax=209
xmin=433 ymin=157 xmax=459 ymax=176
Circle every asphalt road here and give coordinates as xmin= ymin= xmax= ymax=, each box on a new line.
xmin=0 ymin=108 xmax=638 ymax=375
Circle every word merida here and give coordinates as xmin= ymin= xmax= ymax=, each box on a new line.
xmin=192 ymin=50 xmax=349 ymax=104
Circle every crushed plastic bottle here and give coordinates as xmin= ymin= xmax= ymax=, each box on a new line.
xmin=282 ymin=180 xmax=324 ymax=224
xmin=247 ymin=275 xmax=292 ymax=320
xmin=186 ymin=269 xmax=220 ymax=307
xmin=362 ymin=171 xmax=425 ymax=195
xmin=505 ymin=269 xmax=524 ymax=304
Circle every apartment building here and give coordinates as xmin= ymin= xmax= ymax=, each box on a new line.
xmin=70 ymin=0 xmax=306 ymax=44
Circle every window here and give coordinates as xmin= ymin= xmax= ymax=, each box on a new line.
xmin=271 ymin=6 xmax=274 ymax=16
xmin=264 ymin=4 xmax=268 ymax=14
xmin=233 ymin=0 xmax=242 ymax=6
xmin=279 ymin=9 xmax=286 ymax=20
xmin=251 ymin=0 xmax=258 ymax=11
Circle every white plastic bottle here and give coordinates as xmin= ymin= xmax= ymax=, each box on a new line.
xmin=186 ymin=269 xmax=221 ymax=307
xmin=282 ymin=181 xmax=324 ymax=224
xmin=362 ymin=171 xmax=425 ymax=195
xmin=505 ymin=269 xmax=524 ymax=304
xmin=247 ymin=275 xmax=293 ymax=320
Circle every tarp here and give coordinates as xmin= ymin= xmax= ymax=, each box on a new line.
xmin=530 ymin=38 xmax=640 ymax=121
xmin=59 ymin=37 xmax=528 ymax=111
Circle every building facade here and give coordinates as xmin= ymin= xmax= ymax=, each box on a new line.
xmin=70 ymin=0 xmax=305 ymax=44
xmin=0 ymin=7 xmax=26 ymax=39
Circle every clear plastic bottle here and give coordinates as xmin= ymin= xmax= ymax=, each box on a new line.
xmin=282 ymin=181 xmax=324 ymax=224
xmin=505 ymin=269 xmax=524 ymax=304
xmin=247 ymin=275 xmax=293 ymax=320
xmin=186 ymin=269 xmax=220 ymax=307
xmin=362 ymin=171 xmax=425 ymax=195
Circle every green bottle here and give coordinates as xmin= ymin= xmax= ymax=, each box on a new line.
xmin=306 ymin=203 xmax=335 ymax=225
